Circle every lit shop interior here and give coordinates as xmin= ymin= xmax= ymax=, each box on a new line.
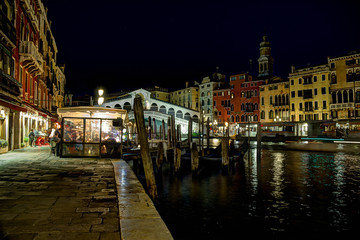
xmin=57 ymin=107 xmax=128 ymax=157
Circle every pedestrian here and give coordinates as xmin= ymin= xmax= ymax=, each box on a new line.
xmin=55 ymin=128 xmax=62 ymax=156
xmin=50 ymin=132 xmax=60 ymax=156
xmin=29 ymin=129 xmax=35 ymax=147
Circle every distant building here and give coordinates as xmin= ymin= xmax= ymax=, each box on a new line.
xmin=169 ymin=81 xmax=199 ymax=111
xmin=199 ymin=70 xmax=225 ymax=121
xmin=147 ymin=86 xmax=170 ymax=102
xmin=289 ymin=64 xmax=331 ymax=123
xmin=328 ymin=51 xmax=360 ymax=120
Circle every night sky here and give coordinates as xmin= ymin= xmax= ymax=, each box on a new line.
xmin=42 ymin=0 xmax=360 ymax=96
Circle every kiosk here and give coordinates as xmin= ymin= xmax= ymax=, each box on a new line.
xmin=57 ymin=107 xmax=128 ymax=158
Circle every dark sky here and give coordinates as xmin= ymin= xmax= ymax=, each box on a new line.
xmin=42 ymin=0 xmax=360 ymax=96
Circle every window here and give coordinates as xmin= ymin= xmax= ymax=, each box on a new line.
xmin=330 ymin=63 xmax=335 ymax=69
xmin=270 ymin=96 xmax=273 ymax=105
xmin=331 ymin=73 xmax=337 ymax=84
xmin=321 ymin=87 xmax=326 ymax=95
xmin=299 ymin=103 xmax=303 ymax=110
xmin=314 ymin=88 xmax=318 ymax=96
xmin=314 ymin=101 xmax=318 ymax=110
xmin=298 ymin=78 xmax=302 ymax=84
xmin=298 ymin=90 xmax=303 ymax=97
xmin=261 ymin=97 xmax=264 ymax=106
xmin=291 ymin=103 xmax=295 ymax=111
xmin=291 ymin=79 xmax=294 ymax=85
xmin=314 ymin=76 xmax=317 ymax=82
xmin=323 ymin=101 xmax=327 ymax=109
xmin=322 ymin=75 xmax=325 ymax=81
xmin=291 ymin=91 xmax=295 ymax=98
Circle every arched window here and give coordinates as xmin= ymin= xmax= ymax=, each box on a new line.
xmin=270 ymin=96 xmax=273 ymax=105
xmin=114 ymin=104 xmax=122 ymax=109
xmin=254 ymin=103 xmax=258 ymax=110
xmin=123 ymin=102 xmax=131 ymax=111
xmin=207 ymin=98 xmax=210 ymax=105
xmin=159 ymin=105 xmax=167 ymax=114
xmin=176 ymin=110 xmax=183 ymax=119
xmin=168 ymin=108 xmax=175 ymax=116
xmin=236 ymin=115 xmax=240 ymax=122
xmin=337 ymin=91 xmax=343 ymax=104
xmin=231 ymin=115 xmax=234 ymax=122
xmin=231 ymin=104 xmax=234 ymax=111
xmin=332 ymin=92 xmax=337 ymax=104
xmin=254 ymin=115 xmax=258 ymax=122
xmin=241 ymin=104 xmax=244 ymax=111
xmin=269 ymin=110 xmax=274 ymax=119
xmin=260 ymin=64 xmax=263 ymax=72
xmin=201 ymin=92 xmax=205 ymax=97
xmin=286 ymin=94 xmax=289 ymax=105
xmin=343 ymin=90 xmax=348 ymax=103
xmin=150 ymin=103 xmax=158 ymax=111
xmin=254 ymin=90 xmax=257 ymax=96
xmin=282 ymin=95 xmax=285 ymax=106
xmin=241 ymin=115 xmax=245 ymax=122
xmin=184 ymin=113 xmax=191 ymax=120
xmin=349 ymin=89 xmax=354 ymax=102
xmin=261 ymin=111 xmax=265 ymax=119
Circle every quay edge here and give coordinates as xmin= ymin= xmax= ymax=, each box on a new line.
xmin=112 ymin=160 xmax=174 ymax=240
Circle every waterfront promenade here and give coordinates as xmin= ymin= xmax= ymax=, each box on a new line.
xmin=0 ymin=147 xmax=172 ymax=240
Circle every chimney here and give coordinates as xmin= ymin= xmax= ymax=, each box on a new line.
xmin=291 ymin=65 xmax=295 ymax=73
xmin=185 ymin=81 xmax=189 ymax=88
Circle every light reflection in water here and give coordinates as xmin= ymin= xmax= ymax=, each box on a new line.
xmin=133 ymin=140 xmax=360 ymax=239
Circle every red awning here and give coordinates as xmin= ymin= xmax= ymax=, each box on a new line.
xmin=0 ymin=99 xmax=27 ymax=112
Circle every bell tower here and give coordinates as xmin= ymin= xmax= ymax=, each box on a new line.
xmin=258 ymin=35 xmax=274 ymax=77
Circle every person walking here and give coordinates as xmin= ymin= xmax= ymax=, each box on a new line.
xmin=29 ymin=129 xmax=35 ymax=147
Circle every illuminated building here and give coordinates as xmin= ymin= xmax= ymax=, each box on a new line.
xmin=169 ymin=81 xmax=199 ymax=111
xmin=0 ymin=0 xmax=66 ymax=152
xmin=199 ymin=70 xmax=225 ymax=121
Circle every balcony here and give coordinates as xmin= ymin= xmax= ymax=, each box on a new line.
xmin=0 ymin=11 xmax=16 ymax=48
xmin=330 ymin=103 xmax=355 ymax=110
xmin=19 ymin=41 xmax=43 ymax=76
xmin=0 ymin=71 xmax=22 ymax=97
xmin=20 ymin=0 xmax=39 ymax=31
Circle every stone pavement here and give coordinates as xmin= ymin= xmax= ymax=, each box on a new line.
xmin=0 ymin=146 xmax=120 ymax=240
xmin=0 ymin=146 xmax=173 ymax=240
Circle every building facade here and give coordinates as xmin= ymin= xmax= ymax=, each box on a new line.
xmin=328 ymin=51 xmax=360 ymax=120
xmin=199 ymin=71 xmax=225 ymax=121
xmin=169 ymin=81 xmax=199 ymax=111
xmin=0 ymin=0 xmax=65 ymax=152
xmin=289 ymin=64 xmax=331 ymax=122
xmin=259 ymin=77 xmax=290 ymax=123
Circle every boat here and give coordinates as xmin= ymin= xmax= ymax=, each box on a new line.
xmin=284 ymin=137 xmax=347 ymax=152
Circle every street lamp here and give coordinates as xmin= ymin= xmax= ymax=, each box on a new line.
xmin=98 ymin=88 xmax=104 ymax=106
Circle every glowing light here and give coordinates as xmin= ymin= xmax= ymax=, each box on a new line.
xmin=98 ymin=97 xmax=104 ymax=106
xmin=98 ymin=89 xmax=104 ymax=96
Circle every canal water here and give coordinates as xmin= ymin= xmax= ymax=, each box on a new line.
xmin=132 ymin=141 xmax=360 ymax=240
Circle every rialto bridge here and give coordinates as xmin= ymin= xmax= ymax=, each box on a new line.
xmin=100 ymin=89 xmax=200 ymax=135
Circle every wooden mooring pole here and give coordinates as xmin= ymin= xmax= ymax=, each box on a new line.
xmin=134 ymin=96 xmax=158 ymax=200
xmin=221 ymin=138 xmax=229 ymax=171
xmin=191 ymin=142 xmax=199 ymax=172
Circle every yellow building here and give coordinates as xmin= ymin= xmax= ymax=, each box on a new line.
xmin=169 ymin=81 xmax=199 ymax=111
xmin=289 ymin=64 xmax=331 ymax=122
xmin=259 ymin=76 xmax=290 ymax=123
xmin=149 ymin=86 xmax=170 ymax=102
xmin=328 ymin=51 xmax=360 ymax=120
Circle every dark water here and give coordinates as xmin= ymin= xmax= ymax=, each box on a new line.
xmin=133 ymin=143 xmax=360 ymax=240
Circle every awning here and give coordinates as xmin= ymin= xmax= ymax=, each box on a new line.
xmin=0 ymin=99 xmax=27 ymax=112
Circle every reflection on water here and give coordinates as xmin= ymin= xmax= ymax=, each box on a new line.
xmin=134 ymin=140 xmax=360 ymax=240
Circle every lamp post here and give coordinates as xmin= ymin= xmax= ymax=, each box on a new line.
xmin=98 ymin=89 xmax=104 ymax=106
